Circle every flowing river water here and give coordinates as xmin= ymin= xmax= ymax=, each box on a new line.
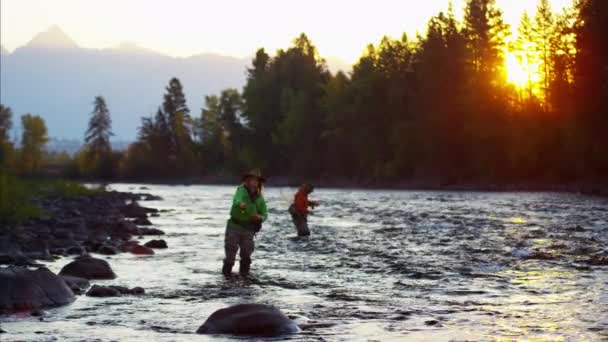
xmin=2 ymin=184 xmax=608 ymax=341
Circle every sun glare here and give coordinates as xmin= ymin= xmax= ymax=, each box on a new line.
xmin=505 ymin=51 xmax=542 ymax=93
xmin=506 ymin=53 xmax=528 ymax=88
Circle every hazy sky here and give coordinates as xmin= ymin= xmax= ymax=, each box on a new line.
xmin=1 ymin=0 xmax=574 ymax=63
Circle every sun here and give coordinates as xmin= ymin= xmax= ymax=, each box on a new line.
xmin=505 ymin=53 xmax=528 ymax=88
xmin=504 ymin=51 xmax=541 ymax=92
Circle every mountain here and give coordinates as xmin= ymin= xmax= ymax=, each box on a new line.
xmin=0 ymin=26 xmax=249 ymax=140
xmin=24 ymin=25 xmax=79 ymax=49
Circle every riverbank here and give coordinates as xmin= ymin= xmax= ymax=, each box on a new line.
xmin=0 ymin=179 xmax=168 ymax=315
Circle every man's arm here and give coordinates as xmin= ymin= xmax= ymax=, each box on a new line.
xmin=256 ymin=197 xmax=268 ymax=222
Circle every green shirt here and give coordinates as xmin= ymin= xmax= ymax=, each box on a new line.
xmin=229 ymin=185 xmax=268 ymax=225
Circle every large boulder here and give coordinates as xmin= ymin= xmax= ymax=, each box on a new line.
xmin=196 ymin=304 xmax=299 ymax=336
xmin=121 ymin=242 xmax=155 ymax=255
xmin=0 ymin=267 xmax=75 ymax=313
xmin=58 ymin=255 xmax=117 ymax=280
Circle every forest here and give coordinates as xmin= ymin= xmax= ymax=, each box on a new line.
xmin=1 ymin=0 xmax=606 ymax=188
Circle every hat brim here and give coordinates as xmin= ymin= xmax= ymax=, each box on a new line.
xmin=242 ymin=174 xmax=266 ymax=183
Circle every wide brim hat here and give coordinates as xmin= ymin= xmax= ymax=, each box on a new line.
xmin=241 ymin=168 xmax=266 ymax=183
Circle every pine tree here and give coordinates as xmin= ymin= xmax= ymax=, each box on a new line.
xmin=85 ymin=96 xmax=113 ymax=153
xmin=533 ymin=0 xmax=556 ymax=110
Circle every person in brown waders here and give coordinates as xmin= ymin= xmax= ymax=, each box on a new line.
xmin=222 ymin=169 xmax=268 ymax=277
xmin=288 ymin=183 xmax=319 ymax=237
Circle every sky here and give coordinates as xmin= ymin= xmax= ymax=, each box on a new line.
xmin=1 ymin=0 xmax=575 ymax=63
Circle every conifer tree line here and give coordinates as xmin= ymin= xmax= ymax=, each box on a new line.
xmin=1 ymin=0 xmax=606 ymax=185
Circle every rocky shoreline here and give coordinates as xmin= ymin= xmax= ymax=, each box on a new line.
xmin=0 ymin=189 xmax=167 ymax=315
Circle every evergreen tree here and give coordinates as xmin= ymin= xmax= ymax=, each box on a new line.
xmin=0 ymin=104 xmax=14 ymax=169
xmin=533 ymin=0 xmax=556 ymax=110
xmin=85 ymin=96 xmax=113 ymax=153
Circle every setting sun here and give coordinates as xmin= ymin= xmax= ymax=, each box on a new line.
xmin=505 ymin=52 xmax=541 ymax=90
xmin=506 ymin=53 xmax=529 ymax=88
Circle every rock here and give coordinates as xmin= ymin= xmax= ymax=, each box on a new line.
xmin=132 ymin=217 xmax=152 ymax=226
xmin=21 ymin=240 xmax=52 ymax=260
xmin=0 ymin=267 xmax=75 ymax=314
xmin=86 ymin=285 xmax=121 ymax=297
xmin=97 ymin=244 xmax=118 ymax=255
xmin=144 ymin=240 xmax=168 ymax=249
xmin=58 ymin=255 xmax=117 ymax=280
xmin=196 ymin=304 xmax=299 ymax=336
xmin=60 ymin=275 xmax=90 ymax=295
xmin=120 ymin=203 xmax=158 ymax=218
xmin=130 ymin=286 xmax=145 ymax=295
xmin=137 ymin=194 xmax=163 ymax=201
xmin=86 ymin=285 xmax=145 ymax=297
xmin=136 ymin=227 xmax=165 ymax=236
xmin=586 ymin=256 xmax=608 ymax=266
xmin=123 ymin=243 xmax=155 ymax=255
xmin=120 ymin=203 xmax=148 ymax=218
xmin=66 ymin=245 xmax=86 ymax=256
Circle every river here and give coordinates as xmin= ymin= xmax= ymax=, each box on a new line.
xmin=2 ymin=184 xmax=607 ymax=341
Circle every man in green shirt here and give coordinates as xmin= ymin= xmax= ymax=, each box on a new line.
xmin=223 ymin=169 xmax=268 ymax=277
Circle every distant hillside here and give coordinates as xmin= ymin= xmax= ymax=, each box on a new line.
xmin=0 ymin=26 xmax=351 ymax=141
xmin=0 ymin=26 xmax=249 ymax=140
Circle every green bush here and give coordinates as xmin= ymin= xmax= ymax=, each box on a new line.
xmin=0 ymin=171 xmax=104 ymax=226
xmin=0 ymin=172 xmax=42 ymax=226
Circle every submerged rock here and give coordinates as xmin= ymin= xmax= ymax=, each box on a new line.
xmin=86 ymin=285 xmax=146 ymax=297
xmin=0 ymin=267 xmax=75 ymax=313
xmin=144 ymin=239 xmax=168 ymax=249
xmin=58 ymin=255 xmax=117 ymax=280
xmin=196 ymin=304 xmax=299 ymax=336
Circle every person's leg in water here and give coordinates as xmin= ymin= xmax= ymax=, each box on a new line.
xmin=238 ymin=230 xmax=255 ymax=276
xmin=223 ymin=229 xmax=239 ymax=277
xmin=294 ymin=214 xmax=310 ymax=237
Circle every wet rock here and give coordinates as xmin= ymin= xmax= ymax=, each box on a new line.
xmin=0 ymin=267 xmax=75 ymax=314
xmin=66 ymin=245 xmax=86 ymax=256
xmin=97 ymin=244 xmax=118 ymax=255
xmin=120 ymin=203 xmax=158 ymax=218
xmin=137 ymin=194 xmax=163 ymax=201
xmin=60 ymin=275 xmax=90 ymax=295
xmin=58 ymin=255 xmax=117 ymax=280
xmin=144 ymin=239 xmax=168 ymax=249
xmin=136 ymin=227 xmax=165 ymax=236
xmin=86 ymin=285 xmax=146 ymax=297
xmin=525 ymin=251 xmax=557 ymax=260
xmin=120 ymin=203 xmax=148 ymax=218
xmin=585 ymin=256 xmax=608 ymax=266
xmin=86 ymin=285 xmax=121 ymax=297
xmin=132 ymin=217 xmax=152 ymax=226
xmin=21 ymin=240 xmax=52 ymax=260
xmin=196 ymin=304 xmax=299 ymax=336
xmin=425 ymin=319 xmax=440 ymax=326
xmin=122 ymin=242 xmax=155 ymax=255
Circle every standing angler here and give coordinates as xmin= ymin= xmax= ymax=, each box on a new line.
xmin=288 ymin=183 xmax=319 ymax=237
xmin=223 ymin=169 xmax=268 ymax=277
